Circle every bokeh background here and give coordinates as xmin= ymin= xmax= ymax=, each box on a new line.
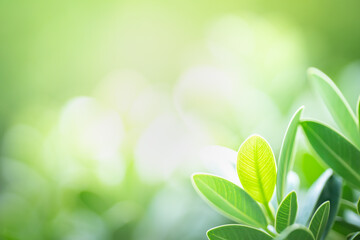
xmin=1 ymin=0 xmax=360 ymax=239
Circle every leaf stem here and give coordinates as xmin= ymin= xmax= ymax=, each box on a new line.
xmin=264 ymin=202 xmax=275 ymax=225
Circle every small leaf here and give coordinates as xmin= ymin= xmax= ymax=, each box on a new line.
xmin=237 ymin=135 xmax=276 ymax=204
xmin=297 ymin=170 xmax=342 ymax=240
xmin=308 ymin=67 xmax=360 ymax=148
xmin=340 ymin=199 xmax=358 ymax=214
xmin=348 ymin=232 xmax=360 ymax=240
xmin=275 ymin=191 xmax=298 ymax=233
xmin=309 ymin=201 xmax=330 ymax=240
xmin=277 ymin=107 xmax=303 ymax=203
xmin=301 ymin=121 xmax=360 ymax=189
xmin=192 ymin=173 xmax=268 ymax=228
xmin=333 ymin=218 xmax=360 ymax=236
xmin=207 ymin=224 xmax=272 ymax=240
xmin=274 ymin=224 xmax=315 ymax=240
xmin=357 ymin=198 xmax=360 ymax=215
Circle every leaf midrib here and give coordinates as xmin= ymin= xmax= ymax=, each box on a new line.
xmin=254 ymin=138 xmax=268 ymax=204
xmin=311 ymin=207 xmax=327 ymax=240
xmin=305 ymin=124 xmax=360 ymax=183
xmin=197 ymin=178 xmax=264 ymax=227
xmin=315 ymin=211 xmax=326 ymax=240
xmin=287 ymin=195 xmax=292 ymax=227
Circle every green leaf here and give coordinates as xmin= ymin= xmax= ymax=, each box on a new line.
xmin=308 ymin=67 xmax=360 ymax=148
xmin=348 ymin=232 xmax=360 ymax=240
xmin=301 ymin=121 xmax=360 ymax=189
xmin=207 ymin=224 xmax=273 ymax=240
xmin=297 ymin=170 xmax=332 ymax=224
xmin=340 ymin=199 xmax=358 ymax=214
xmin=357 ymin=197 xmax=360 ymax=215
xmin=274 ymin=224 xmax=315 ymax=240
xmin=237 ymin=135 xmax=276 ymax=204
xmin=333 ymin=218 xmax=360 ymax=236
xmin=192 ymin=173 xmax=268 ymax=228
xmin=275 ymin=191 xmax=298 ymax=233
xmin=309 ymin=201 xmax=330 ymax=240
xmin=297 ymin=170 xmax=342 ymax=240
xmin=277 ymin=107 xmax=303 ymax=203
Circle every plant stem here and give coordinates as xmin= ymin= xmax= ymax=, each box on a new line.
xmin=264 ymin=202 xmax=275 ymax=224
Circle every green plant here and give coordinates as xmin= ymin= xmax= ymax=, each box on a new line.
xmin=301 ymin=68 xmax=360 ymax=239
xmin=191 ymin=68 xmax=360 ymax=239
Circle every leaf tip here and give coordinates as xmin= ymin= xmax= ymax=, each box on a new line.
xmin=191 ymin=172 xmax=205 ymax=186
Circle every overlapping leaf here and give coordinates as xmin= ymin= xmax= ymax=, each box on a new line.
xmin=348 ymin=232 xmax=360 ymax=240
xmin=192 ymin=173 xmax=268 ymax=228
xmin=275 ymin=191 xmax=298 ymax=233
xmin=237 ymin=135 xmax=276 ymax=204
xmin=274 ymin=224 xmax=315 ymax=240
xmin=207 ymin=224 xmax=272 ymax=240
xmin=309 ymin=201 xmax=330 ymax=240
xmin=297 ymin=170 xmax=342 ymax=240
xmin=277 ymin=107 xmax=303 ymax=203
xmin=301 ymin=121 xmax=360 ymax=189
xmin=332 ymin=218 xmax=360 ymax=236
xmin=308 ymin=67 xmax=360 ymax=148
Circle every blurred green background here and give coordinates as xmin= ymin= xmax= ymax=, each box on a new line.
xmin=0 ymin=0 xmax=360 ymax=239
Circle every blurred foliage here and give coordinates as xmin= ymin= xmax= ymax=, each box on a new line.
xmin=0 ymin=0 xmax=360 ymax=239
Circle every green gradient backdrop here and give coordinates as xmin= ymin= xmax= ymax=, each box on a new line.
xmin=0 ymin=0 xmax=360 ymax=239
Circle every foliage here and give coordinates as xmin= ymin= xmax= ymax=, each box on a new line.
xmin=192 ymin=68 xmax=360 ymax=239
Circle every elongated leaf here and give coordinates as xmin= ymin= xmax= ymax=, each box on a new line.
xmin=297 ymin=170 xmax=332 ymax=224
xmin=192 ymin=173 xmax=268 ymax=228
xmin=275 ymin=191 xmax=298 ymax=233
xmin=313 ymin=175 xmax=342 ymax=240
xmin=297 ymin=170 xmax=342 ymax=240
xmin=301 ymin=121 xmax=360 ymax=189
xmin=357 ymin=198 xmax=360 ymax=215
xmin=308 ymin=68 xmax=360 ymax=148
xmin=207 ymin=224 xmax=272 ymax=240
xmin=340 ymin=199 xmax=358 ymax=214
xmin=274 ymin=224 xmax=314 ymax=240
xmin=348 ymin=232 xmax=360 ymax=240
xmin=333 ymin=218 xmax=360 ymax=236
xmin=237 ymin=135 xmax=276 ymax=204
xmin=309 ymin=201 xmax=330 ymax=240
xmin=277 ymin=107 xmax=303 ymax=203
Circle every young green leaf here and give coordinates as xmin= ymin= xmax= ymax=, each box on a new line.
xmin=297 ymin=170 xmax=342 ymax=240
xmin=237 ymin=135 xmax=276 ymax=204
xmin=348 ymin=232 xmax=360 ymax=240
xmin=308 ymin=68 xmax=360 ymax=148
xmin=357 ymin=197 xmax=360 ymax=215
xmin=277 ymin=107 xmax=303 ymax=203
xmin=333 ymin=218 xmax=360 ymax=236
xmin=340 ymin=199 xmax=358 ymax=214
xmin=275 ymin=191 xmax=298 ymax=233
xmin=301 ymin=121 xmax=360 ymax=189
xmin=207 ymin=224 xmax=273 ymax=240
xmin=309 ymin=201 xmax=330 ymax=240
xmin=192 ymin=173 xmax=268 ymax=228
xmin=274 ymin=224 xmax=315 ymax=240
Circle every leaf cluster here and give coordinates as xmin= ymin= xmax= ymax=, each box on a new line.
xmin=192 ymin=68 xmax=360 ymax=239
